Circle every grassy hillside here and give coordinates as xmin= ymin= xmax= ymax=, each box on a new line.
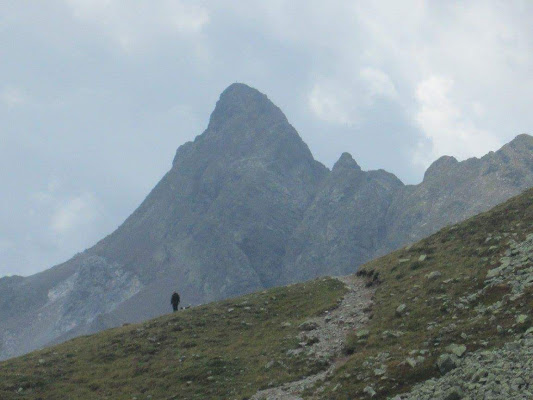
xmin=1 ymin=188 xmax=533 ymax=399
xmin=0 ymin=279 xmax=346 ymax=399
xmin=317 ymin=186 xmax=533 ymax=398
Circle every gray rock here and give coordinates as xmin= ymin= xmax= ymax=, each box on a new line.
xmin=363 ymin=386 xmax=376 ymax=397
xmin=406 ymin=357 xmax=418 ymax=368
xmin=445 ymin=344 xmax=467 ymax=358
xmin=426 ymin=271 xmax=442 ymax=281
xmin=396 ymin=304 xmax=407 ymax=317
xmin=399 ymin=335 xmax=533 ymax=399
xmin=299 ymin=321 xmax=319 ymax=331
xmin=356 ymin=329 xmax=370 ymax=338
xmin=437 ymin=354 xmax=459 ymax=374
xmin=443 ymin=386 xmax=463 ymax=400
xmin=486 ymin=267 xmax=504 ymax=279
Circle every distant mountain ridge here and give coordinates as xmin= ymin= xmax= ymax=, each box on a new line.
xmin=1 ymin=83 xmax=533 ymax=360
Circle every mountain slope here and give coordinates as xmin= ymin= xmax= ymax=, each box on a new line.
xmin=0 ymin=83 xmax=328 ymax=359
xmin=1 ymin=83 xmax=533 ymax=361
xmin=281 ymin=153 xmax=404 ymax=283
xmin=382 ymin=133 xmax=533 ymax=252
xmin=282 ymin=134 xmax=533 ymax=283
xmin=1 ymin=186 xmax=532 ymax=399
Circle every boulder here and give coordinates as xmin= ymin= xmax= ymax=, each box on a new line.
xmin=443 ymin=386 xmax=464 ymax=400
xmin=356 ymin=329 xmax=370 ymax=338
xmin=363 ymin=386 xmax=376 ymax=397
xmin=396 ymin=304 xmax=407 ymax=317
xmin=437 ymin=353 xmax=459 ymax=374
xmin=445 ymin=344 xmax=467 ymax=357
xmin=299 ymin=321 xmax=319 ymax=331
xmin=426 ymin=271 xmax=442 ymax=281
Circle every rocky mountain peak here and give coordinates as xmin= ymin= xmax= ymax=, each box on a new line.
xmin=508 ymin=133 xmax=533 ymax=147
xmin=498 ymin=133 xmax=533 ymax=156
xmin=423 ymin=155 xmax=459 ymax=181
xmin=172 ymin=82 xmax=320 ymax=172
xmin=206 ymin=82 xmax=288 ymax=134
xmin=332 ymin=152 xmax=361 ymax=173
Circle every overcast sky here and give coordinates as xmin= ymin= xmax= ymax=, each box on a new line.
xmin=1 ymin=1 xmax=532 ymax=277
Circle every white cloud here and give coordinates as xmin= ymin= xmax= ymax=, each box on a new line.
xmin=308 ymin=68 xmax=398 ymax=125
xmin=413 ymin=76 xmax=502 ymax=167
xmin=1 ymin=87 xmax=28 ymax=107
xmin=31 ymin=181 xmax=103 ymax=236
xmin=51 ymin=194 xmax=100 ymax=234
xmin=0 ymin=239 xmax=14 ymax=254
xmin=291 ymin=1 xmax=532 ymax=169
xmin=359 ymin=67 xmax=398 ymax=101
xmin=64 ymin=0 xmax=209 ymax=50
xmin=308 ymin=81 xmax=355 ymax=125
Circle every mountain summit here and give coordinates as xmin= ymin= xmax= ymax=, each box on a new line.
xmin=1 ymin=84 xmax=533 ymax=360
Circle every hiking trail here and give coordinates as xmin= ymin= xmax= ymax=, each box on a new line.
xmin=251 ymin=275 xmax=375 ymax=400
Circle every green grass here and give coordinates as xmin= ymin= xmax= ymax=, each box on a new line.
xmin=317 ymin=188 xmax=533 ymax=398
xmin=0 ymin=278 xmax=346 ymax=400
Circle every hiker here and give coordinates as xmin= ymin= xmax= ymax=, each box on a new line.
xmin=171 ymin=291 xmax=180 ymax=312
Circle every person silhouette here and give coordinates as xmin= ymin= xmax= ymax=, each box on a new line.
xmin=171 ymin=291 xmax=180 ymax=312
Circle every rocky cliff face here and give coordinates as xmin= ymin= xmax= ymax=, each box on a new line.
xmin=1 ymin=83 xmax=533 ymax=360
xmin=281 ymin=153 xmax=404 ymax=283
xmin=382 ymin=133 xmax=533 ymax=253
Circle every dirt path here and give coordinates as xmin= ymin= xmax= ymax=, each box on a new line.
xmin=251 ymin=275 xmax=375 ymax=400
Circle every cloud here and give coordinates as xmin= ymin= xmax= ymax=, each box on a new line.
xmin=51 ymin=194 xmax=101 ymax=235
xmin=1 ymin=87 xmax=28 ymax=107
xmin=308 ymin=68 xmax=398 ymax=125
xmin=294 ymin=0 xmax=532 ymax=169
xmin=413 ymin=75 xmax=502 ymax=167
xmin=359 ymin=67 xmax=398 ymax=100
xmin=308 ymin=81 xmax=355 ymax=125
xmin=30 ymin=180 xmax=104 ymax=241
xmin=0 ymin=239 xmax=14 ymax=253
xmin=64 ymin=0 xmax=209 ymax=50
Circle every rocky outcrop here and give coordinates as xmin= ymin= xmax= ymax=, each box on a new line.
xmin=0 ymin=256 xmax=141 ymax=359
xmin=395 ymin=328 xmax=533 ymax=400
xmin=281 ymin=153 xmax=403 ymax=283
xmin=382 ymin=134 xmax=533 ymax=252
xmin=391 ymin=229 xmax=533 ymax=400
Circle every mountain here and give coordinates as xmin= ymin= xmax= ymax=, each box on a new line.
xmin=281 ymin=153 xmax=404 ymax=282
xmin=0 ymin=83 xmax=327 ymax=359
xmin=1 ymin=186 xmax=532 ymax=399
xmin=382 ymin=133 xmax=533 ymax=252
xmin=281 ymin=133 xmax=533 ymax=283
xmin=1 ymin=83 xmax=533 ymax=360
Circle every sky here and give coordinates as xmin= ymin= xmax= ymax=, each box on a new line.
xmin=1 ymin=0 xmax=532 ymax=277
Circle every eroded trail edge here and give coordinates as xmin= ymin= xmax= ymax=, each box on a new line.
xmin=252 ymin=275 xmax=375 ymax=400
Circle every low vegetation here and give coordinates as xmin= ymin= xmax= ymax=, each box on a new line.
xmin=0 ymin=279 xmax=345 ymax=399
xmin=317 ymin=187 xmax=533 ymax=398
